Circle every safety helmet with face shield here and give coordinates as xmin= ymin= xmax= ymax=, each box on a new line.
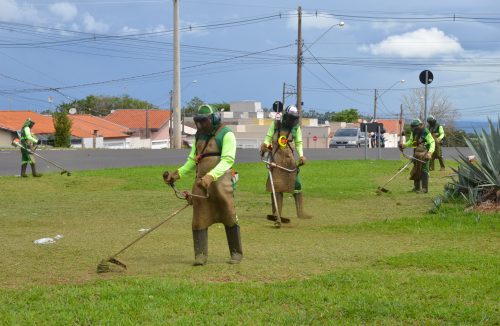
xmin=426 ymin=115 xmax=436 ymax=126
xmin=194 ymin=104 xmax=220 ymax=135
xmin=282 ymin=105 xmax=299 ymax=128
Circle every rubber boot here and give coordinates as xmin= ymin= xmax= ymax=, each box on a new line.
xmin=30 ymin=163 xmax=42 ymax=177
xmin=224 ymin=224 xmax=243 ymax=264
xmin=421 ymin=172 xmax=429 ymax=193
xmin=411 ymin=180 xmax=421 ymax=193
xmin=192 ymin=229 xmax=208 ymax=266
xmin=267 ymin=193 xmax=290 ymax=223
xmin=429 ymin=159 xmax=435 ymax=171
xmin=438 ymin=157 xmax=446 ymax=171
xmin=294 ymin=192 xmax=312 ymax=219
xmin=21 ymin=164 xmax=28 ymax=177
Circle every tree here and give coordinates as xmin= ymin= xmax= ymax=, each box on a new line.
xmin=183 ymin=96 xmax=204 ymax=117
xmin=303 ymin=109 xmax=335 ymax=124
xmin=53 ymin=110 xmax=72 ymax=147
xmin=210 ymin=102 xmax=230 ymax=112
xmin=57 ymin=95 xmax=157 ymax=116
xmin=402 ymin=89 xmax=459 ymax=128
xmin=330 ymin=108 xmax=360 ymax=123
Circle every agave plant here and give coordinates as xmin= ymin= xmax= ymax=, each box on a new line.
xmin=449 ymin=117 xmax=500 ymax=206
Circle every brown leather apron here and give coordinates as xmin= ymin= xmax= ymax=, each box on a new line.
xmin=266 ymin=127 xmax=297 ymax=193
xmin=191 ymin=131 xmax=236 ymax=230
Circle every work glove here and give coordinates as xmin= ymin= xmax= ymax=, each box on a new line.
xmin=260 ymin=143 xmax=272 ymax=157
xmin=298 ymin=156 xmax=307 ymax=166
xmin=197 ymin=174 xmax=214 ymax=190
xmin=425 ymin=152 xmax=432 ymax=160
xmin=163 ymin=170 xmax=180 ymax=185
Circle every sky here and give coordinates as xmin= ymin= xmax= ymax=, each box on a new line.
xmin=0 ymin=0 xmax=499 ymax=121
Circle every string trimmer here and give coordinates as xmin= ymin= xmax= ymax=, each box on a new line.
xmin=376 ymin=159 xmax=413 ymax=194
xmin=96 ymin=173 xmax=207 ymax=273
xmin=11 ymin=140 xmax=71 ymax=176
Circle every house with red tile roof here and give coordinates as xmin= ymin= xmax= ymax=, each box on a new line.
xmin=104 ymin=109 xmax=172 ymax=148
xmin=0 ymin=110 xmax=134 ymax=148
xmin=68 ymin=115 xmax=131 ymax=148
xmin=0 ymin=111 xmax=54 ymax=147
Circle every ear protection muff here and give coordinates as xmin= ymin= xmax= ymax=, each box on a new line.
xmin=212 ymin=110 xmax=221 ymax=125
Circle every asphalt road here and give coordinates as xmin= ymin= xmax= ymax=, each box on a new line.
xmin=0 ymin=147 xmax=472 ymax=176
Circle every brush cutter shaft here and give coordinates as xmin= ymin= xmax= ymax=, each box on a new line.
xmin=110 ymin=203 xmax=190 ymax=258
xmin=380 ymin=160 xmax=413 ymax=189
xmin=267 ymin=167 xmax=282 ymax=226
xmin=401 ymin=151 xmax=426 ymax=163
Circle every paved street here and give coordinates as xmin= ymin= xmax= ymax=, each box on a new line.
xmin=0 ymin=147 xmax=471 ymax=176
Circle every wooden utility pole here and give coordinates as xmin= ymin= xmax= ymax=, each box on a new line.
xmin=172 ymin=0 xmax=181 ymax=149
xmin=296 ymin=6 xmax=303 ymax=122
xmin=399 ymin=103 xmax=403 ymax=146
xmin=373 ymin=89 xmax=378 ymax=120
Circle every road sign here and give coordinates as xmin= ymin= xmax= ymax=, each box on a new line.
xmin=419 ymin=70 xmax=434 ymax=85
xmin=312 ymin=135 xmax=318 ymax=141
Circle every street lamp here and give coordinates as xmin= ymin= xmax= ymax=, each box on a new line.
xmin=374 ymin=79 xmax=405 ymax=120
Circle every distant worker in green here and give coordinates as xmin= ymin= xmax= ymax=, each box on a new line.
xmin=426 ymin=115 xmax=446 ymax=171
xmin=260 ymin=105 xmax=312 ymax=223
xmin=164 ymin=104 xmax=242 ymax=266
xmin=399 ymin=119 xmax=435 ymax=193
xmin=19 ymin=118 xmax=41 ymax=177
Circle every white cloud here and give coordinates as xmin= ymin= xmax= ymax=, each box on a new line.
xmin=287 ymin=10 xmax=343 ymax=30
xmin=49 ymin=2 xmax=78 ymax=22
xmin=121 ymin=25 xmax=139 ymax=35
xmin=82 ymin=13 xmax=109 ymax=33
xmin=0 ymin=0 xmax=40 ymax=23
xmin=360 ymin=27 xmax=464 ymax=58
xmin=147 ymin=24 xmax=167 ymax=33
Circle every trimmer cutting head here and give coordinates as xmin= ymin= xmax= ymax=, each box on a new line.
xmin=376 ymin=186 xmax=390 ymax=195
xmin=96 ymin=257 xmax=127 ymax=273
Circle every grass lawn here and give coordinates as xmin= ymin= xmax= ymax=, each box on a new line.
xmin=0 ymin=160 xmax=498 ymax=324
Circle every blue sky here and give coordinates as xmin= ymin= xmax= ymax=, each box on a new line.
xmin=0 ymin=0 xmax=499 ymax=121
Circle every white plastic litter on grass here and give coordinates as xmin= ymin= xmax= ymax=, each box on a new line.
xmin=34 ymin=234 xmax=64 ymax=245
xmin=138 ymin=228 xmax=150 ymax=232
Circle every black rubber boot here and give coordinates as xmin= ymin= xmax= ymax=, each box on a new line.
xmin=438 ymin=157 xmax=446 ymax=171
xmin=267 ymin=193 xmax=290 ymax=223
xmin=224 ymin=224 xmax=243 ymax=264
xmin=192 ymin=229 xmax=208 ymax=266
xmin=21 ymin=164 xmax=28 ymax=177
xmin=294 ymin=192 xmax=312 ymax=219
xmin=422 ymin=172 xmax=429 ymax=193
xmin=411 ymin=180 xmax=421 ymax=193
xmin=30 ymin=163 xmax=42 ymax=177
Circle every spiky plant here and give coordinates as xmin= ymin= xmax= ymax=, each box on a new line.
xmin=449 ymin=117 xmax=500 ymax=206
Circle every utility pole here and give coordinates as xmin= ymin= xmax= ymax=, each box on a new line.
xmin=172 ymin=0 xmax=181 ymax=149
xmin=399 ymin=103 xmax=403 ymax=146
xmin=423 ymin=70 xmax=428 ymax=127
xmin=169 ymin=90 xmax=173 ymax=148
xmin=296 ymin=6 xmax=303 ymax=122
xmin=373 ymin=89 xmax=378 ymax=120
xmin=282 ymin=82 xmax=286 ymax=108
xmin=145 ymin=108 xmax=149 ymax=138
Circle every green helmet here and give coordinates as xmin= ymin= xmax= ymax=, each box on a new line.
xmin=410 ymin=119 xmax=422 ymax=127
xmin=426 ymin=115 xmax=436 ymax=124
xmin=194 ymin=104 xmax=221 ymax=126
xmin=22 ymin=118 xmax=35 ymax=128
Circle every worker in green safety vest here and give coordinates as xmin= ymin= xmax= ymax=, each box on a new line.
xmin=19 ymin=118 xmax=41 ymax=177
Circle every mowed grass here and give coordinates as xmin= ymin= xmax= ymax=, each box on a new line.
xmin=0 ymin=160 xmax=498 ymax=324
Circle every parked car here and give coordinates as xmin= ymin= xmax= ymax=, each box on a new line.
xmin=329 ymin=128 xmax=367 ymax=148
